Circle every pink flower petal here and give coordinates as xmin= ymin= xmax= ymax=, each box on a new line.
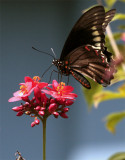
xmin=42 ymin=89 xmax=52 ymax=95
xmin=62 ymin=86 xmax=74 ymax=94
xmin=38 ymin=82 xmax=48 ymax=89
xmin=52 ymin=80 xmax=59 ymax=90
xmin=8 ymin=96 xmax=22 ymax=102
xmin=25 ymin=76 xmax=34 ymax=83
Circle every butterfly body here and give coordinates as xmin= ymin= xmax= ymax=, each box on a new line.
xmin=53 ymin=59 xmax=71 ymax=76
xmin=53 ymin=5 xmax=116 ymax=89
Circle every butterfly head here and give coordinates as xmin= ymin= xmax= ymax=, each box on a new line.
xmin=52 ymin=59 xmax=70 ymax=75
xmin=52 ymin=59 xmax=60 ymax=66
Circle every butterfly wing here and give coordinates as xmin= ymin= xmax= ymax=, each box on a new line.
xmin=60 ymin=6 xmax=116 ymax=60
xmin=102 ymin=9 xmax=116 ymax=32
xmin=71 ymin=70 xmax=91 ymax=89
xmin=65 ymin=45 xmax=115 ymax=88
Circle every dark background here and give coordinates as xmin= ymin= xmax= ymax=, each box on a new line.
xmin=1 ymin=0 xmax=125 ymax=160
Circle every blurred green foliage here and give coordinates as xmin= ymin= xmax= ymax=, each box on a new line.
xmin=82 ymin=0 xmax=125 ymax=135
xmin=108 ymin=152 xmax=125 ymax=160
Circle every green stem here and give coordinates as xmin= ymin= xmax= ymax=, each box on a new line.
xmin=42 ymin=118 xmax=47 ymax=160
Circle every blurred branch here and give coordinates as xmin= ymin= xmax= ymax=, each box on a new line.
xmin=106 ymin=25 xmax=125 ymax=70
xmin=106 ymin=25 xmax=121 ymax=58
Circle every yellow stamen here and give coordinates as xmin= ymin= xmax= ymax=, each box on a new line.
xmin=56 ymin=82 xmax=65 ymax=95
xmin=33 ymin=76 xmax=41 ymax=82
xmin=20 ymin=85 xmax=28 ymax=94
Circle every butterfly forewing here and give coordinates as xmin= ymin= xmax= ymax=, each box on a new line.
xmin=102 ymin=9 xmax=116 ymax=31
xmin=60 ymin=6 xmax=106 ymax=60
xmin=60 ymin=6 xmax=116 ymax=61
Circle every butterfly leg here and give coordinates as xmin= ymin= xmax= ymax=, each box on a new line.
xmin=41 ymin=64 xmax=53 ymax=80
xmin=48 ymin=69 xmax=59 ymax=83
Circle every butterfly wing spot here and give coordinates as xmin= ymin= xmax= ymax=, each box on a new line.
xmin=91 ymin=26 xmax=97 ymax=30
xmin=92 ymin=30 xmax=100 ymax=36
xmin=94 ymin=50 xmax=99 ymax=56
xmin=93 ymin=36 xmax=101 ymax=42
xmin=65 ymin=66 xmax=68 ymax=69
xmin=65 ymin=61 xmax=68 ymax=64
xmin=85 ymin=46 xmax=90 ymax=51
xmin=71 ymin=70 xmax=91 ymax=89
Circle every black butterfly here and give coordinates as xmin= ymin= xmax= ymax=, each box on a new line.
xmin=52 ymin=5 xmax=116 ymax=89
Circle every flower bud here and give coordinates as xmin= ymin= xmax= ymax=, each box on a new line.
xmin=25 ymin=111 xmax=31 ymax=115
xmin=65 ymin=100 xmax=74 ymax=106
xmin=34 ymin=119 xmax=40 ymax=125
xmin=31 ymin=122 xmax=35 ymax=127
xmin=48 ymin=103 xmax=57 ymax=113
xmin=22 ymin=96 xmax=29 ymax=102
xmin=63 ymin=108 xmax=69 ymax=112
xmin=40 ymin=107 xmax=45 ymax=111
xmin=60 ymin=112 xmax=68 ymax=118
xmin=39 ymin=111 xmax=45 ymax=116
xmin=34 ymin=86 xmax=41 ymax=103
xmin=50 ymin=99 xmax=55 ymax=104
xmin=16 ymin=111 xmax=23 ymax=116
xmin=53 ymin=112 xmax=59 ymax=118
xmin=56 ymin=98 xmax=65 ymax=105
xmin=12 ymin=106 xmax=23 ymax=112
xmin=41 ymin=93 xmax=48 ymax=105
xmin=35 ymin=106 xmax=41 ymax=111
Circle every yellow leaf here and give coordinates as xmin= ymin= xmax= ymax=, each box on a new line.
xmin=94 ymin=89 xmax=125 ymax=108
xmin=105 ymin=111 xmax=125 ymax=134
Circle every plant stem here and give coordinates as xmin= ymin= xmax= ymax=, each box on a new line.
xmin=106 ymin=25 xmax=121 ymax=58
xmin=42 ymin=118 xmax=47 ymax=160
xmin=106 ymin=25 xmax=125 ymax=70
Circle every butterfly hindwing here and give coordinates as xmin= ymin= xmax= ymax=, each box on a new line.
xmin=66 ymin=45 xmax=113 ymax=87
xmin=71 ymin=70 xmax=91 ymax=89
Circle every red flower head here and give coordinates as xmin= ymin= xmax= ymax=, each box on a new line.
xmin=9 ymin=78 xmax=78 ymax=127
xmin=42 ymin=80 xmax=77 ymax=100
xmin=8 ymin=76 xmax=48 ymax=102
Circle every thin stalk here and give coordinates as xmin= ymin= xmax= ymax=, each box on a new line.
xmin=106 ymin=25 xmax=121 ymax=58
xmin=42 ymin=118 xmax=47 ymax=160
xmin=106 ymin=25 xmax=125 ymax=70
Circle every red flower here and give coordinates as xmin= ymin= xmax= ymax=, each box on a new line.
xmin=9 ymin=78 xmax=78 ymax=127
xmin=42 ymin=80 xmax=77 ymax=100
xmin=8 ymin=76 xmax=48 ymax=102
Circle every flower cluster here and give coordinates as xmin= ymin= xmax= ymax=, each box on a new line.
xmin=8 ymin=76 xmax=77 ymax=127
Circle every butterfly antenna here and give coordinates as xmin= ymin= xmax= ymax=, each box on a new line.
xmin=51 ymin=48 xmax=56 ymax=58
xmin=32 ymin=46 xmax=55 ymax=59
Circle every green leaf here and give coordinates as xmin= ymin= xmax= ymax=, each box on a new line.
xmin=118 ymin=25 xmax=125 ymax=30
xmin=113 ymin=33 xmax=122 ymax=41
xmin=82 ymin=79 xmax=102 ymax=110
xmin=117 ymin=45 xmax=125 ymax=58
xmin=93 ymin=84 xmax=125 ymax=107
xmin=109 ymin=152 xmax=125 ymax=160
xmin=105 ymin=0 xmax=117 ymax=7
xmin=105 ymin=111 xmax=125 ymax=134
xmin=119 ymin=0 xmax=125 ymax=2
xmin=113 ymin=13 xmax=125 ymax=21
xmin=112 ymin=68 xmax=125 ymax=84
